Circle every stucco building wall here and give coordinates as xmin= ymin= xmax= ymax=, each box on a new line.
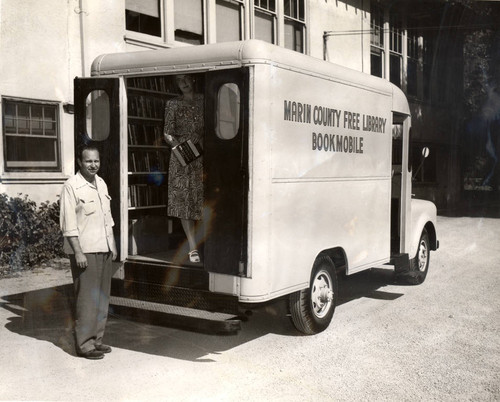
xmin=0 ymin=0 xmax=372 ymax=204
xmin=0 ymin=1 xmax=76 ymax=204
xmin=309 ymin=0 xmax=370 ymax=72
xmin=0 ymin=1 xmax=466 ymax=211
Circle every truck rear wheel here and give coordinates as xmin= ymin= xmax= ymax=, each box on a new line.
xmin=289 ymin=255 xmax=338 ymax=335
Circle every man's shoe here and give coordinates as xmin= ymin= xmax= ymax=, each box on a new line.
xmin=77 ymin=349 xmax=104 ymax=360
xmin=94 ymin=344 xmax=112 ymax=353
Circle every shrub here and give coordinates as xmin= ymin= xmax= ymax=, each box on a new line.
xmin=0 ymin=193 xmax=64 ymax=273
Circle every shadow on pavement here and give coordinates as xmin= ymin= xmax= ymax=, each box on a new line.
xmin=337 ymin=268 xmax=405 ymax=306
xmin=1 ymin=284 xmax=76 ymax=356
xmin=1 ymin=268 xmax=404 ymax=361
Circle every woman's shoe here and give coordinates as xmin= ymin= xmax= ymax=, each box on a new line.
xmin=188 ymin=250 xmax=201 ymax=263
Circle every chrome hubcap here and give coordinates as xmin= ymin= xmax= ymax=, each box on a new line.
xmin=311 ymin=270 xmax=334 ymax=318
xmin=418 ymin=239 xmax=428 ymax=272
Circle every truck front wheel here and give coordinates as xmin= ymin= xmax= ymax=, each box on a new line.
xmin=289 ymin=255 xmax=338 ymax=335
xmin=400 ymin=228 xmax=430 ymax=285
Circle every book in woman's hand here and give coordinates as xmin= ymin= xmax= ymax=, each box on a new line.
xmin=172 ymin=140 xmax=203 ymax=166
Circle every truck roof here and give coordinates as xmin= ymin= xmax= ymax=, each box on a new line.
xmin=91 ymin=39 xmax=410 ymax=116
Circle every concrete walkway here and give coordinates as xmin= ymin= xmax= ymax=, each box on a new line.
xmin=1 ymin=216 xmax=499 ymax=401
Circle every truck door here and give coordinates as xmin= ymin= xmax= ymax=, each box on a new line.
xmin=391 ymin=113 xmax=412 ymax=255
xmin=74 ymin=77 xmax=128 ymax=260
xmin=204 ymin=69 xmax=248 ymax=276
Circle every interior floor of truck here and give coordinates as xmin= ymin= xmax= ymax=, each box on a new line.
xmin=127 ymin=248 xmax=204 ymax=268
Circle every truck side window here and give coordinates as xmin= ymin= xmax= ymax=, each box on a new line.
xmin=85 ymin=90 xmax=110 ymax=141
xmin=216 ymin=83 xmax=240 ymax=140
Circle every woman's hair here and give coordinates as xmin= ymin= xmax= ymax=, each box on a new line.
xmin=175 ymin=74 xmax=192 ymax=80
xmin=172 ymin=73 xmax=203 ymax=93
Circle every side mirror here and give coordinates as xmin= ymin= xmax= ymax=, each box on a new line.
xmin=422 ymin=147 xmax=430 ymax=159
xmin=413 ymin=147 xmax=430 ymax=180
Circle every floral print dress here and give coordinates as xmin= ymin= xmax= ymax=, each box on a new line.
xmin=163 ymin=94 xmax=204 ymax=220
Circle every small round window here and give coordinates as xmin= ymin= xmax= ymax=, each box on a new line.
xmin=85 ymin=90 xmax=110 ymax=141
xmin=216 ymin=83 xmax=240 ymax=140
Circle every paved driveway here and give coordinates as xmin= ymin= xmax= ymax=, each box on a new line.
xmin=0 ymin=216 xmax=499 ymax=401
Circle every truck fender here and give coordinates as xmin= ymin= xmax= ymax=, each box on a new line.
xmin=318 ymin=247 xmax=348 ymax=275
xmin=410 ymin=199 xmax=438 ymax=258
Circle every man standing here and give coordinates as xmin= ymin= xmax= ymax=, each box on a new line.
xmin=60 ymin=145 xmax=117 ymax=360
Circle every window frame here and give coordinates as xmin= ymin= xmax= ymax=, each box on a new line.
xmin=254 ymin=0 xmax=277 ymax=44
xmin=370 ymin=4 xmax=385 ymax=78
xmin=406 ymin=20 xmax=419 ymax=98
xmin=370 ymin=5 xmax=429 ymax=100
xmin=254 ymin=0 xmax=275 ymax=11
xmin=2 ymin=97 xmax=61 ymax=172
xmin=216 ymin=0 xmax=245 ymax=43
xmin=283 ymin=0 xmax=306 ymax=53
xmin=125 ymin=0 xmax=162 ymax=38
xmin=173 ymin=0 xmax=205 ymax=45
xmin=422 ymin=36 xmax=433 ymax=101
xmin=389 ymin=13 xmax=403 ymax=88
xmin=123 ymin=0 xmax=309 ymax=55
xmin=125 ymin=0 xmax=206 ymax=47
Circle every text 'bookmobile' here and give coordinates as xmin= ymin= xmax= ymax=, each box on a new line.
xmin=74 ymin=40 xmax=439 ymax=334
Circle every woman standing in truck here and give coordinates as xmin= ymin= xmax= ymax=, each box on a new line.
xmin=163 ymin=74 xmax=204 ymax=263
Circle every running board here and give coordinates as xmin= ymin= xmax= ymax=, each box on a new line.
xmin=109 ymin=296 xmax=241 ymax=334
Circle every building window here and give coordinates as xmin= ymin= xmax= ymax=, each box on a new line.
xmin=255 ymin=0 xmax=275 ymax=10
xmin=407 ymin=21 xmax=419 ymax=97
xmin=126 ymin=0 xmax=205 ymax=45
xmin=125 ymin=0 xmax=161 ymax=37
xmin=389 ymin=14 xmax=403 ymax=88
xmin=174 ymin=0 xmax=204 ymax=45
xmin=2 ymin=98 xmax=60 ymax=171
xmin=216 ymin=0 xmax=244 ymax=43
xmin=423 ymin=38 xmax=433 ymax=101
xmin=370 ymin=5 xmax=384 ymax=78
xmin=254 ymin=0 xmax=276 ymax=44
xmin=284 ymin=0 xmax=305 ymax=53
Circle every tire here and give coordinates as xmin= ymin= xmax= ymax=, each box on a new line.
xmin=289 ymin=255 xmax=338 ymax=335
xmin=402 ymin=228 xmax=430 ymax=285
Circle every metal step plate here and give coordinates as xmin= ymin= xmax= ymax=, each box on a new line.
xmin=110 ymin=296 xmax=241 ymax=334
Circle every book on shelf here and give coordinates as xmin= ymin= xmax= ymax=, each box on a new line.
xmin=128 ymin=94 xmax=166 ymax=119
xmin=153 ymin=126 xmax=163 ymax=145
xmin=127 ymin=76 xmax=180 ymax=97
xmin=128 ymin=123 xmax=165 ymax=147
xmin=129 ymin=150 xmax=166 ymax=173
xmin=128 ymin=184 xmax=166 ymax=208
xmin=129 ymin=151 xmax=137 ymax=172
xmin=172 ymin=140 xmax=203 ymax=167
xmin=129 ymin=76 xmax=166 ymax=93
xmin=128 ymin=124 xmax=134 ymax=144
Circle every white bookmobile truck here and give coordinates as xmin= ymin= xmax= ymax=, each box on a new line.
xmin=74 ymin=40 xmax=438 ymax=334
